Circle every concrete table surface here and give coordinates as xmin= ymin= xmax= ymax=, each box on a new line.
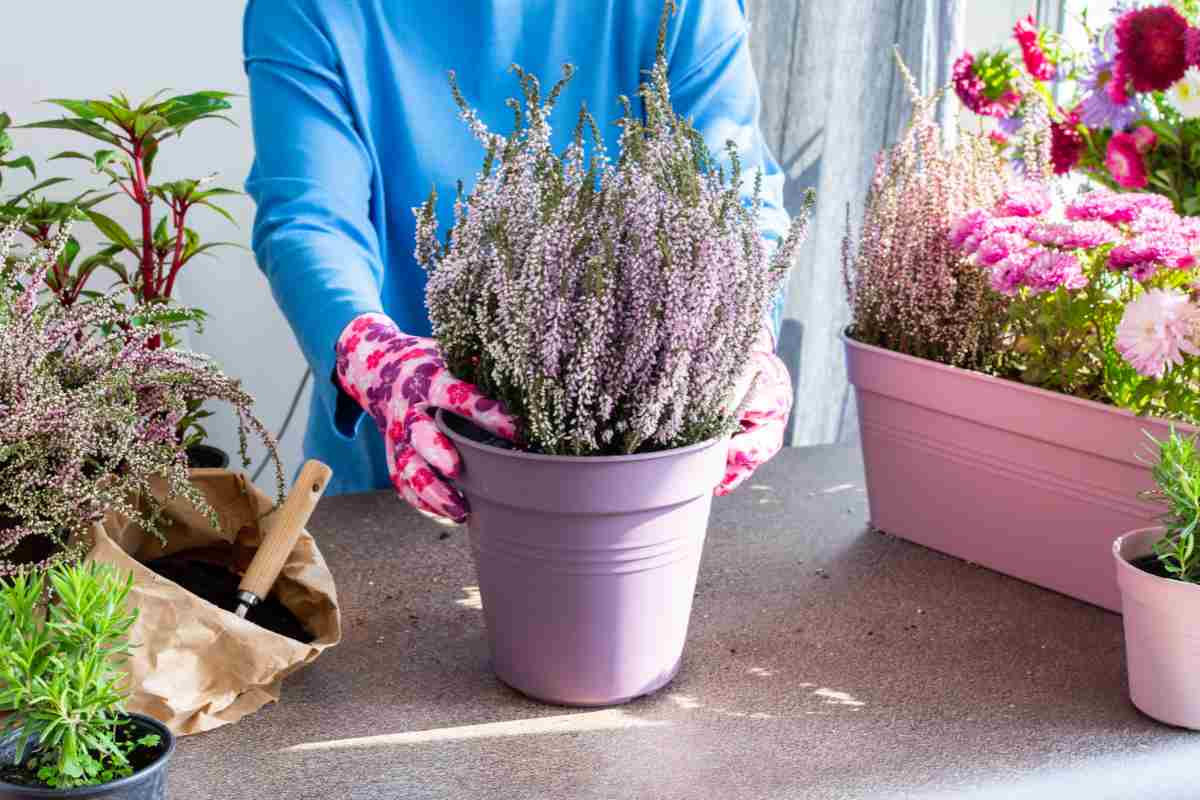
xmin=169 ymin=445 xmax=1198 ymax=800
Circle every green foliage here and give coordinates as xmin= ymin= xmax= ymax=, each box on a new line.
xmin=1144 ymin=429 xmax=1200 ymax=583
xmin=0 ymin=562 xmax=157 ymax=790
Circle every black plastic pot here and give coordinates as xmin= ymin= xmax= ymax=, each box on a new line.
xmin=185 ymin=444 xmax=229 ymax=470
xmin=0 ymin=714 xmax=175 ymax=800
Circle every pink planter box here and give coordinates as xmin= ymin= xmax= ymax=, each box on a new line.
xmin=845 ymin=336 xmax=1192 ymax=612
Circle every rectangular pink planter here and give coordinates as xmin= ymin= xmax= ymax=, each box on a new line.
xmin=845 ymin=335 xmax=1193 ymax=612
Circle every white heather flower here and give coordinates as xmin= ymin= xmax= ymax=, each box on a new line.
xmin=1115 ymin=288 xmax=1200 ymax=378
xmin=1169 ymin=67 xmax=1200 ymax=119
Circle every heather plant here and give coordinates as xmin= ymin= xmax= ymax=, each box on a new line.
xmin=0 ymin=222 xmax=285 ymax=576
xmin=952 ymin=185 xmax=1200 ymax=421
xmin=417 ymin=1 xmax=811 ymax=456
xmin=842 ymin=55 xmax=1011 ymax=372
xmin=0 ymin=562 xmax=159 ymax=790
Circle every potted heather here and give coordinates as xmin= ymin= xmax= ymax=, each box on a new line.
xmin=418 ymin=15 xmax=809 ymax=705
xmin=0 ymin=562 xmax=175 ymax=799
xmin=0 ymin=221 xmax=285 ymax=576
xmin=844 ymin=58 xmax=1200 ymax=611
xmin=1114 ymin=429 xmax=1200 ymax=729
xmin=2 ymin=91 xmax=245 ymax=469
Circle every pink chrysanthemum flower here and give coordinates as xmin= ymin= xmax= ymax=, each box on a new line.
xmin=1026 ymin=250 xmax=1088 ymax=294
xmin=949 ymin=208 xmax=991 ymax=249
xmin=989 ymin=250 xmax=1036 ymax=296
xmin=976 ymin=231 xmax=1029 ymax=266
xmin=996 ymin=180 xmax=1053 ymax=217
xmin=1065 ymin=191 xmax=1173 ymax=224
xmin=1028 ymin=220 xmax=1119 ymax=249
xmin=1115 ymin=288 xmax=1200 ymax=378
xmin=1106 ymin=131 xmax=1150 ymax=189
xmin=1110 ymin=233 xmax=1196 ymax=271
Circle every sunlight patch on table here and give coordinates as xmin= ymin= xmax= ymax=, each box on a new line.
xmin=283 ymin=710 xmax=667 ymax=751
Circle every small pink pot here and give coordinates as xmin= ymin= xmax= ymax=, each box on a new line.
xmin=845 ymin=334 xmax=1193 ymax=611
xmin=1114 ymin=528 xmax=1200 ymax=730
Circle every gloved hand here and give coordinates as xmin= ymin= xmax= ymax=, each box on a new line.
xmin=717 ymin=326 xmax=794 ymax=496
xmin=335 ymin=313 xmax=518 ymax=522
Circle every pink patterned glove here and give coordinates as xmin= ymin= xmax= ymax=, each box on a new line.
xmin=717 ymin=326 xmax=794 ymax=496
xmin=335 ymin=313 xmax=519 ymax=522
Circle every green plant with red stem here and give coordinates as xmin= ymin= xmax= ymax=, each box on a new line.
xmin=19 ymin=92 xmax=241 ymax=314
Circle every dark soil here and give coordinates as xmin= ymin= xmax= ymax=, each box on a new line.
xmin=444 ymin=413 xmax=517 ymax=451
xmin=1131 ymin=555 xmax=1176 ymax=580
xmin=146 ymin=556 xmax=314 ymax=643
xmin=186 ymin=444 xmax=230 ymax=470
xmin=0 ymin=717 xmax=166 ymax=788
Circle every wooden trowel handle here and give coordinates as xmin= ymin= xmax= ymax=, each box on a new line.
xmin=239 ymin=460 xmax=333 ymax=602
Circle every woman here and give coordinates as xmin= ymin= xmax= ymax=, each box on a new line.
xmin=243 ymin=0 xmax=794 ymax=516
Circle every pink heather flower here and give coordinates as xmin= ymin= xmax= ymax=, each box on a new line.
xmin=1114 ymin=6 xmax=1190 ymax=92
xmin=1131 ymin=125 xmax=1158 ymax=153
xmin=996 ymin=180 xmax=1053 ymax=217
xmin=1106 ymin=132 xmax=1149 ymax=189
xmin=1026 ymin=250 xmax=1088 ymax=294
xmin=1014 ymin=15 xmax=1056 ymax=81
xmin=1028 ymin=220 xmax=1119 ymax=249
xmin=1115 ymin=288 xmax=1200 ymax=378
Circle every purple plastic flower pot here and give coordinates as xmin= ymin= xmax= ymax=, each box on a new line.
xmin=845 ymin=334 xmax=1193 ymax=612
xmin=436 ymin=410 xmax=727 ymax=706
xmin=1114 ymin=528 xmax=1200 ymax=730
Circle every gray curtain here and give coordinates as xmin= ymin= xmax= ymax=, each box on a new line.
xmin=744 ymin=0 xmax=966 ymax=446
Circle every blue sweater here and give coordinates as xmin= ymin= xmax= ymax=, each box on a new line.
xmin=243 ymin=0 xmax=789 ymax=495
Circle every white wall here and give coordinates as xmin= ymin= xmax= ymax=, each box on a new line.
xmin=1 ymin=2 xmax=310 ymax=491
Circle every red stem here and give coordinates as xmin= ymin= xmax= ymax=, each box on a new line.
xmin=164 ymin=202 xmax=190 ymax=300
xmin=132 ymin=139 xmax=156 ymax=302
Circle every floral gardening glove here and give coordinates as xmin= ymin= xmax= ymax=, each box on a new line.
xmin=335 ymin=313 xmax=519 ymax=522
xmin=717 ymin=326 xmax=794 ymax=496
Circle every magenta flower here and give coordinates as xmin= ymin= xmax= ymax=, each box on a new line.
xmin=1115 ymin=288 xmax=1200 ymax=378
xmin=977 ymin=232 xmax=1029 ymax=266
xmin=949 ymin=208 xmax=991 ymax=250
xmin=1014 ymin=15 xmax=1056 ymax=81
xmin=1114 ymin=6 xmax=1190 ymax=93
xmin=1106 ymin=131 xmax=1150 ymax=189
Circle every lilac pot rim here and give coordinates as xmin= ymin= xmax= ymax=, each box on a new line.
xmin=435 ymin=408 xmax=725 ymax=464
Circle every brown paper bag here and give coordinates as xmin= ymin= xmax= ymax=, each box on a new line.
xmin=88 ymin=469 xmax=341 ymax=736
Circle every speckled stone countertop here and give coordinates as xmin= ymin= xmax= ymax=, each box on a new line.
xmin=169 ymin=445 xmax=1197 ymax=800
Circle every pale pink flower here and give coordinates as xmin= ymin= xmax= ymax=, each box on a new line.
xmin=1115 ymin=288 xmax=1200 ymax=378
